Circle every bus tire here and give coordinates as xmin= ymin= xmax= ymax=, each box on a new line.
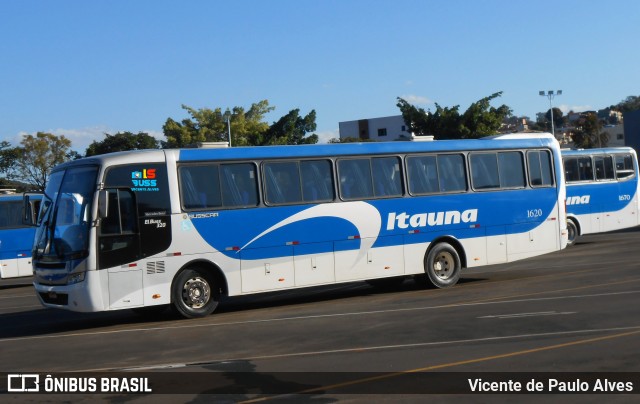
xmin=172 ymin=268 xmax=220 ymax=318
xmin=566 ymin=219 xmax=578 ymax=246
xmin=424 ymin=242 xmax=461 ymax=288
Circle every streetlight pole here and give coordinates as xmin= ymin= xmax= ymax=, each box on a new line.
xmin=539 ymin=90 xmax=562 ymax=138
xmin=226 ymin=114 xmax=232 ymax=147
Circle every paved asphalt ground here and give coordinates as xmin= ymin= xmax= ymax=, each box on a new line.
xmin=1 ymin=227 xmax=639 ymax=403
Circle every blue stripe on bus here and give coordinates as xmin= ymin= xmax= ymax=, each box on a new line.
xmin=566 ymin=180 xmax=638 ymax=215
xmin=188 ymin=188 xmax=558 ymax=259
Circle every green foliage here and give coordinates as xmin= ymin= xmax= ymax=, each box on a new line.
xmin=397 ymin=92 xmax=512 ymax=139
xmin=162 ymin=100 xmax=275 ymax=148
xmin=10 ymin=132 xmax=73 ymax=191
xmin=253 ymin=109 xmax=318 ymax=145
xmin=612 ymin=96 xmax=640 ymax=113
xmin=543 ymin=107 xmax=564 ymax=130
xmin=0 ymin=141 xmax=19 ymax=174
xmin=162 ymin=100 xmax=318 ymax=147
xmin=85 ymin=131 xmax=160 ymax=156
xmin=572 ymin=112 xmax=609 ymax=148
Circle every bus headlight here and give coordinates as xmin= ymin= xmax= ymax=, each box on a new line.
xmin=67 ymin=272 xmax=86 ymax=285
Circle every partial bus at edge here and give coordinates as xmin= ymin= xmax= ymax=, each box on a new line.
xmin=562 ymin=147 xmax=640 ymax=245
xmin=0 ymin=191 xmax=42 ymax=279
xmin=33 ymin=134 xmax=568 ymax=318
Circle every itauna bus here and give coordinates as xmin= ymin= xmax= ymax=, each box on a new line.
xmin=0 ymin=191 xmax=41 ymax=279
xmin=33 ymin=133 xmax=567 ymax=318
xmin=562 ymin=147 xmax=639 ymax=245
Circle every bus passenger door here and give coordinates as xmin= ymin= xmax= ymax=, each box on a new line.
xmin=98 ymin=189 xmax=143 ymax=309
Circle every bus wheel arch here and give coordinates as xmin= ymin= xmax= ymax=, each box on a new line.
xmin=171 ymin=260 xmax=227 ymax=318
xmin=566 ymin=217 xmax=580 ymax=246
xmin=422 ymin=237 xmax=464 ymax=288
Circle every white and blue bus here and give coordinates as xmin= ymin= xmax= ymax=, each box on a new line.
xmin=562 ymin=147 xmax=640 ymax=245
xmin=33 ymin=134 xmax=567 ymax=318
xmin=0 ymin=191 xmax=41 ymax=279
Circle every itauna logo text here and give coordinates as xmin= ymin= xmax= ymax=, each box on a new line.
xmin=131 ymin=169 xmax=157 ymax=187
xmin=387 ymin=209 xmax=478 ymax=230
xmin=566 ymin=195 xmax=590 ymax=205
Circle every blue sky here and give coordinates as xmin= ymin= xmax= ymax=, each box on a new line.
xmin=1 ymin=0 xmax=639 ymax=151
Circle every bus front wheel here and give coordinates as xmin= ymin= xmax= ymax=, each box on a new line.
xmin=424 ymin=242 xmax=461 ymax=288
xmin=172 ymin=268 xmax=220 ymax=318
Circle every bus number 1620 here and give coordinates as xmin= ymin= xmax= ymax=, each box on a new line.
xmin=527 ymin=209 xmax=543 ymax=218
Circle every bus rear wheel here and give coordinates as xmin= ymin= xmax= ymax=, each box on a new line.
xmin=172 ymin=268 xmax=220 ymax=318
xmin=567 ymin=219 xmax=578 ymax=246
xmin=424 ymin=242 xmax=461 ymax=288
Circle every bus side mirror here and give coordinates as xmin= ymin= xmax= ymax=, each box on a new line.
xmin=98 ymin=190 xmax=109 ymax=219
xmin=22 ymin=194 xmax=38 ymax=226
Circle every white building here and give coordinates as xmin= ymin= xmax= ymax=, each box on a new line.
xmin=602 ymin=124 xmax=625 ymax=147
xmin=339 ymin=115 xmax=412 ymax=141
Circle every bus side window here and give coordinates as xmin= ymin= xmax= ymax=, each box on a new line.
xmin=498 ymin=151 xmax=525 ymax=188
xmin=438 ymin=154 xmax=466 ymax=192
xmin=577 ymin=157 xmax=593 ymax=181
xmin=407 ymin=155 xmax=438 ymax=194
xmin=179 ymin=165 xmax=222 ymax=209
xmin=616 ymin=154 xmax=635 ymax=180
xmin=372 ymin=157 xmax=402 ymax=197
xmin=338 ymin=159 xmax=374 ymax=200
xmin=470 ymin=153 xmax=499 ymax=190
xmin=594 ymin=156 xmax=615 ymax=181
xmin=301 ymin=160 xmax=334 ymax=202
xmin=264 ymin=162 xmax=302 ymax=205
xmin=530 ymin=150 xmax=554 ymax=186
xmin=221 ymin=163 xmax=258 ymax=207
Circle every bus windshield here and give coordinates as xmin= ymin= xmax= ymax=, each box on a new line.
xmin=34 ymin=166 xmax=98 ymax=261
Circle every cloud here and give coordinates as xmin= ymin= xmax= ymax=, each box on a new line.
xmin=557 ymin=104 xmax=593 ymax=114
xmin=315 ymin=129 xmax=339 ymax=144
xmin=400 ymin=94 xmax=432 ymax=105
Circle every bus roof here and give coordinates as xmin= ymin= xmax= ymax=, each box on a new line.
xmin=561 ymin=147 xmax=637 ymax=157
xmin=0 ymin=193 xmax=38 ymax=202
xmin=176 ymin=133 xmax=559 ymax=162
xmin=53 ymin=133 xmax=559 ymax=170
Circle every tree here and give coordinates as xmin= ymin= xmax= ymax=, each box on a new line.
xmin=544 ymin=107 xmax=564 ymax=132
xmin=85 ymin=131 xmax=160 ymax=156
xmin=162 ymin=100 xmax=274 ymax=148
xmin=253 ymin=109 xmax=318 ymax=145
xmin=0 ymin=141 xmax=18 ymax=175
xmin=163 ymin=100 xmax=318 ymax=147
xmin=397 ymin=92 xmax=512 ymax=139
xmin=611 ymin=96 xmax=640 ymax=113
xmin=572 ymin=112 xmax=609 ymax=148
xmin=10 ymin=132 xmax=72 ymax=191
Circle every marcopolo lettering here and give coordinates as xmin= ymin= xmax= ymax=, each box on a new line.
xmin=387 ymin=209 xmax=478 ymax=230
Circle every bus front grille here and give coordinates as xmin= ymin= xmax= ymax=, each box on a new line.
xmin=39 ymin=292 xmax=68 ymax=306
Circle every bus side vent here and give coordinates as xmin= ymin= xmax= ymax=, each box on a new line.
xmin=147 ymin=261 xmax=166 ymax=275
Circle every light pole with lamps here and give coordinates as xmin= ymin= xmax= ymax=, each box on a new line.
xmin=226 ymin=115 xmax=232 ymax=147
xmin=539 ymin=90 xmax=562 ymax=138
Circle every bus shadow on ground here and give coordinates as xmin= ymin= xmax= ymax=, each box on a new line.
xmin=0 ymin=276 xmax=487 ymax=340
